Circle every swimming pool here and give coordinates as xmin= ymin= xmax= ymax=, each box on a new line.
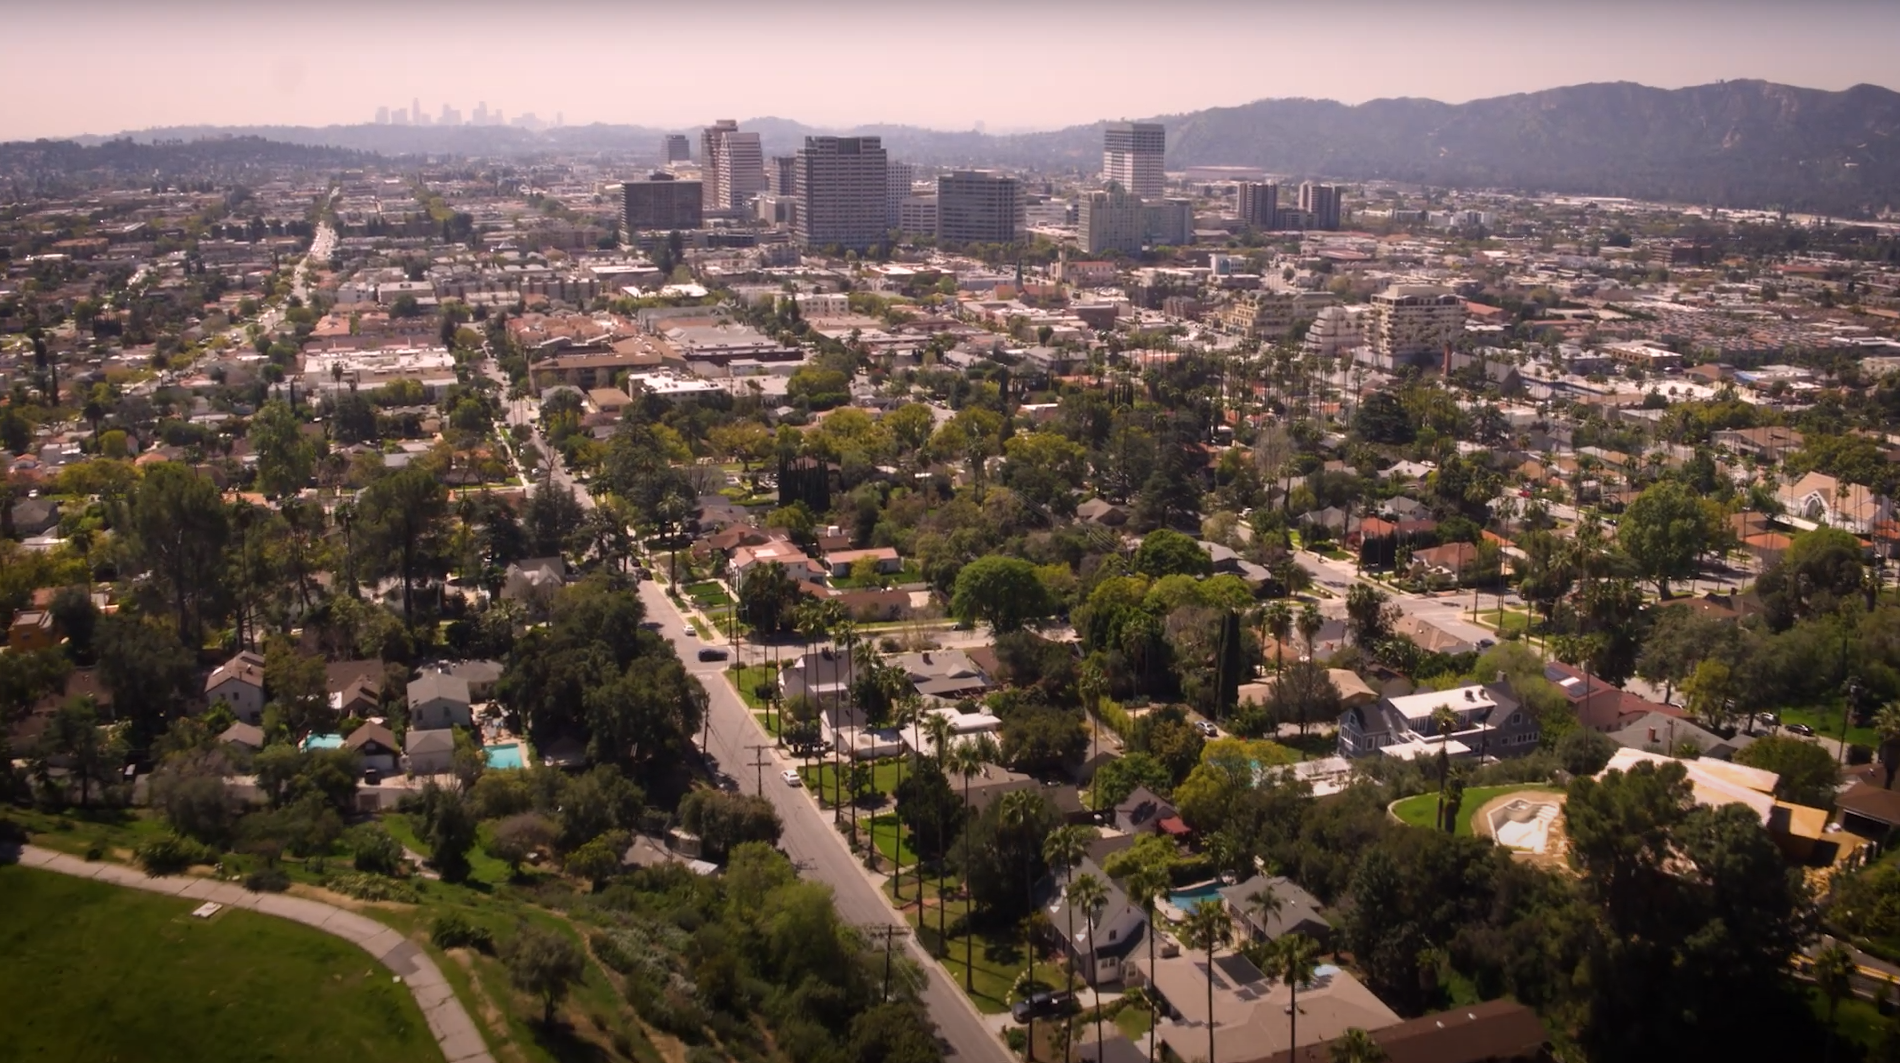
xmin=1168 ymin=882 xmax=1226 ymax=911
xmin=302 ymin=733 xmax=344 ymax=752
xmin=485 ymin=742 xmax=525 ymax=770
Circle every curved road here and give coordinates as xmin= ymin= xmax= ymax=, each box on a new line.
xmin=641 ymin=581 xmax=1012 ymax=1063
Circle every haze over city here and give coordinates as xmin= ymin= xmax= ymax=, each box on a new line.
xmin=7 ymin=0 xmax=1900 ymax=139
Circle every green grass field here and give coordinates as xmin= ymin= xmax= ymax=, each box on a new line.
xmin=0 ymin=864 xmax=436 ymax=1063
xmin=799 ymin=758 xmax=911 ymax=807
xmin=1391 ymin=784 xmax=1558 ymax=837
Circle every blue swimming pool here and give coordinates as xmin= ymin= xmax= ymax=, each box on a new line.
xmin=302 ymin=733 xmax=344 ymax=752
xmin=1169 ymin=882 xmax=1225 ymax=910
xmin=485 ymin=742 xmax=525 ymax=770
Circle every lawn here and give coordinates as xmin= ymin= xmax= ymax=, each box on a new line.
xmin=383 ymin=812 xmax=520 ymax=888
xmin=1114 ymin=1003 xmax=1155 ymax=1041
xmin=799 ymin=757 xmax=912 ymax=807
xmin=0 ymin=864 xmax=437 ymax=1063
xmin=1780 ymin=703 xmax=1876 ymax=751
xmin=727 ymin=664 xmax=777 ymax=709
xmin=868 ymin=812 xmax=922 ymax=867
xmin=907 ymin=893 xmax=1053 ymax=1014
xmin=1809 ymin=986 xmax=1887 ymax=1055
xmin=1391 ymin=784 xmax=1557 ymax=837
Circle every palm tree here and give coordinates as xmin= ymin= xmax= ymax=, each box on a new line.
xmin=1876 ymin=701 xmax=1900 ymax=789
xmin=1430 ymin=704 xmax=1460 ymax=832
xmin=949 ymin=737 xmax=992 ymax=986
xmin=1267 ymin=933 xmax=1321 ymax=1057
xmin=1067 ymin=872 xmax=1111 ymax=1060
xmin=1124 ymin=864 xmax=1170 ymax=1063
xmin=1246 ymin=880 xmax=1283 ymax=943
xmin=1043 ymin=825 xmax=1090 ymax=989
xmin=1297 ymin=602 xmax=1324 ymax=660
xmin=1079 ymin=659 xmax=1108 ymax=769
xmin=999 ymin=789 xmax=1048 ymax=1053
xmin=1816 ymin=942 xmax=1855 ymax=1063
xmin=892 ymin=691 xmax=924 ymax=907
xmin=1328 ymin=1027 xmax=1386 ymax=1063
xmin=1181 ymin=899 xmax=1232 ymax=1063
xmin=1263 ymin=601 xmax=1293 ymax=673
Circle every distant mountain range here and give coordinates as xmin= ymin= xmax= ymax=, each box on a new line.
xmin=27 ymin=80 xmax=1900 ymax=216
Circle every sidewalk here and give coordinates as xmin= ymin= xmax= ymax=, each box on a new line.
xmin=8 ymin=844 xmax=493 ymax=1063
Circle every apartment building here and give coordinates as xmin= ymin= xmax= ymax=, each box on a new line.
xmin=1218 ymin=290 xmax=1337 ymax=340
xmin=793 ymin=136 xmax=889 ymax=251
xmin=1369 ymin=285 xmax=1467 ymax=364
xmin=936 ymin=171 xmax=1022 ymax=245
xmin=771 ymin=155 xmax=797 ymax=197
xmin=1237 ymin=181 xmax=1278 ymax=229
xmin=886 ymin=161 xmax=914 ymax=230
xmin=898 ymin=195 xmax=938 ymax=237
xmin=1078 ymin=190 xmax=1191 ymax=254
xmin=701 ymin=120 xmax=766 ymax=211
xmin=620 ymin=172 xmax=703 ymax=233
xmin=1103 ymin=122 xmax=1166 ymax=200
xmin=1299 ymin=182 xmax=1342 ymax=230
xmin=661 ymin=134 xmax=691 ymax=162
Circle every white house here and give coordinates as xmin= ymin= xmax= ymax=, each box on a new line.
xmin=407 ymin=671 xmax=473 ymax=730
xmin=405 ymin=727 xmax=455 ymax=775
xmin=1045 ymin=857 xmax=1147 ymax=986
xmin=205 ymin=650 xmax=267 ymax=724
xmin=344 ymin=722 xmax=400 ymax=774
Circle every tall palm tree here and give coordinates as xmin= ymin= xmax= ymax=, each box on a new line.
xmin=1816 ymin=942 xmax=1855 ymax=1063
xmin=1430 ymin=703 xmax=1460 ymax=832
xmin=923 ymin=711 xmax=956 ymax=772
xmin=949 ymin=737 xmax=993 ymax=985
xmin=1329 ymin=1027 xmax=1386 ymax=1063
xmin=1181 ymin=899 xmax=1232 ymax=1063
xmin=1297 ymin=602 xmax=1324 ymax=660
xmin=1067 ymin=872 xmax=1111 ymax=1060
xmin=892 ymin=691 xmax=924 ymax=907
xmin=1263 ymin=600 xmax=1293 ymax=674
xmin=999 ymin=789 xmax=1048 ymax=1053
xmin=1877 ymin=701 xmax=1900 ymax=789
xmin=1268 ymin=933 xmax=1321 ymax=1057
xmin=1246 ymin=880 xmax=1283 ymax=943
xmin=1079 ymin=659 xmax=1108 ymax=770
xmin=1043 ymin=826 xmax=1090 ymax=989
xmin=1124 ymin=864 xmax=1170 ymax=1063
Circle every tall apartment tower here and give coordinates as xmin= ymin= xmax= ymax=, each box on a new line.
xmin=1299 ymin=182 xmax=1341 ymax=230
xmin=792 ymin=136 xmax=889 ymax=251
xmin=622 ymin=172 xmax=704 ymax=233
xmin=661 ymin=134 xmax=691 ymax=162
xmin=885 ymin=161 xmax=915 ymax=229
xmin=1237 ymin=181 xmax=1279 ymax=229
xmin=771 ymin=156 xmax=797 ymax=196
xmin=700 ymin=120 xmax=767 ymax=211
xmin=1103 ymin=121 xmax=1165 ymax=200
xmin=936 ymin=171 xmax=1023 ymax=245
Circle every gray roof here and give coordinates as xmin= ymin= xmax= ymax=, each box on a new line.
xmin=408 ymin=671 xmax=471 ymax=707
xmin=1219 ymin=873 xmax=1329 ymax=940
xmin=1114 ymin=785 xmax=1176 ymax=831
xmin=1045 ymin=858 xmax=1146 ymax=961
xmin=1607 ymin=711 xmax=1730 ymax=756
xmin=218 ymin=721 xmax=265 ymax=749
xmin=405 ymin=728 xmax=454 ymax=754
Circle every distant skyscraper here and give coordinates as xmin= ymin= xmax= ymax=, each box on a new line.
xmin=1299 ymin=182 xmax=1341 ymax=230
xmin=412 ymin=97 xmax=421 ymax=125
xmin=1103 ymin=122 xmax=1165 ymax=200
xmin=885 ymin=161 xmax=914 ymax=229
xmin=440 ymin=104 xmax=460 ymax=127
xmin=936 ymin=171 xmax=1022 ymax=245
xmin=622 ymin=172 xmax=704 ymax=232
xmin=662 ymin=134 xmax=691 ymax=162
xmin=793 ymin=136 xmax=889 ymax=251
xmin=771 ymin=156 xmax=796 ymax=197
xmin=474 ymin=101 xmax=489 ymax=126
xmin=701 ymin=120 xmax=766 ymax=211
xmin=1237 ymin=182 xmax=1278 ymax=229
xmin=375 ymin=106 xmax=389 ymax=125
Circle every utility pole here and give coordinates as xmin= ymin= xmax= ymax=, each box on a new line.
xmin=863 ymin=924 xmax=909 ymax=1001
xmin=746 ymin=743 xmax=774 ymax=796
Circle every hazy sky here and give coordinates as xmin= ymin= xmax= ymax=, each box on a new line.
xmin=9 ymin=0 xmax=1899 ymax=139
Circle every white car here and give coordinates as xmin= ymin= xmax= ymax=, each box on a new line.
xmin=781 ymin=770 xmax=803 ymax=787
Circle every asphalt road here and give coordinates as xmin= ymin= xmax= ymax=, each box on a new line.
xmin=636 ymin=580 xmax=1012 ymax=1063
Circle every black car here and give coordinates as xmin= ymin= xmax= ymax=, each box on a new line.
xmin=697 ymin=647 xmax=730 ymax=662
xmin=1011 ymin=991 xmax=1075 ymax=1024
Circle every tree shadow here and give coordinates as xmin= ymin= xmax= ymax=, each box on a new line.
xmin=529 ymin=1020 xmax=611 ymax=1063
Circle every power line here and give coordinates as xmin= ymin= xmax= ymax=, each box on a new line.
xmin=862 ymin=924 xmax=910 ymax=1000
xmin=746 ymin=743 xmax=774 ymax=795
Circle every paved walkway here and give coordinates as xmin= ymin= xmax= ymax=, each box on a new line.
xmin=9 ymin=844 xmax=494 ymax=1063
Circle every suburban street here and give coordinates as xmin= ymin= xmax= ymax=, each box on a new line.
xmin=636 ymin=579 xmax=1012 ymax=1063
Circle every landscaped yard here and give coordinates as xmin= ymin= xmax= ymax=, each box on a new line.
xmin=868 ymin=812 xmax=922 ymax=867
xmin=0 ymin=864 xmax=437 ymax=1063
xmin=798 ymin=757 xmax=912 ymax=807
xmin=727 ymin=663 xmax=777 ymax=709
xmin=1779 ymin=704 xmax=1875 ymax=751
xmin=1392 ymin=784 xmax=1557 ymax=837
xmin=905 ymin=892 xmax=1062 ymax=1015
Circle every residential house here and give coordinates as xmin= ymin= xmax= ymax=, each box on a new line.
xmin=1337 ymin=683 xmax=1540 ymax=760
xmin=1714 ymin=426 xmax=1805 ymax=463
xmin=331 ymin=676 xmax=381 ymax=720
xmin=1220 ymin=874 xmax=1331 ymax=948
xmin=501 ymin=557 xmax=567 ymax=605
xmin=1541 ymin=660 xmax=1627 ymax=732
xmin=405 ymin=727 xmax=456 ymax=775
xmin=958 ymin=765 xmax=1043 ymax=814
xmin=217 ymin=721 xmax=266 ymax=754
xmin=432 ymin=659 xmax=503 ymax=700
xmin=1077 ymin=1037 xmax=1147 ymax=1063
xmin=407 ymin=671 xmax=473 ymax=730
xmin=1262 ymin=999 xmax=1550 ymax=1063
xmin=1608 ymin=711 xmax=1744 ymax=760
xmin=1144 ymin=948 xmax=1399 ymax=1063
xmin=907 ymin=705 xmax=1004 ymax=757
xmin=1237 ymin=669 xmax=1376 ymax=714
xmin=1408 ymin=541 xmax=1482 ymax=584
xmin=7 ymin=609 xmax=59 ymax=652
xmin=779 ymin=647 xmax=862 ymax=708
xmin=729 ymin=533 xmax=826 ymax=587
xmin=1390 ymin=613 xmax=1477 ymax=656
xmin=205 ymin=650 xmax=268 ymax=724
xmin=345 ymin=722 xmax=401 ymax=774
xmin=828 ymin=586 xmax=915 ymax=622
xmin=9 ymin=497 xmax=60 ymax=535
xmin=1045 ymin=857 xmax=1147 ymax=986
xmin=1597 ymin=747 xmax=1776 ymax=825
xmin=1779 ymin=471 xmax=1891 ymax=534
xmin=821 ymin=546 xmax=902 ymax=578
xmin=1114 ymin=785 xmax=1179 ymax=835
xmin=890 ymin=649 xmax=993 ymax=701
xmin=1076 ymin=498 xmax=1130 ymax=527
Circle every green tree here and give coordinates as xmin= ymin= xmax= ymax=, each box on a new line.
xmin=1329 ymin=1027 xmax=1387 ymax=1063
xmin=1068 ymin=871 xmax=1111 ymax=1054
xmin=358 ymin=465 xmax=449 ymax=627
xmin=1619 ymin=480 xmax=1721 ymax=597
xmin=1134 ymin=529 xmax=1213 ymax=579
xmin=248 ymin=399 xmax=313 ymax=498
xmin=1125 ymin=863 xmax=1170 ymax=1063
xmin=123 ymin=462 xmax=231 ymax=644
xmin=1181 ymin=899 xmax=1232 ymax=1063
xmin=1734 ymin=734 xmax=1841 ymax=808
xmin=1044 ymin=825 xmax=1090 ymax=988
xmin=1816 ymin=942 xmax=1856 ymax=1062
xmin=423 ymin=783 xmax=478 ymax=882
xmin=949 ymin=555 xmax=1057 ymax=633
xmin=1266 ymin=934 xmax=1321 ymax=1059
xmin=39 ymin=697 xmax=121 ymax=807
xmin=1344 ymin=584 xmax=1396 ymax=649
xmin=505 ymin=925 xmax=587 ymax=1026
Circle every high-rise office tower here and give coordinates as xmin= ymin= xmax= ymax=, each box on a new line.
xmin=375 ymin=106 xmax=389 ymax=125
xmin=622 ymin=172 xmax=704 ymax=232
xmin=1299 ymin=182 xmax=1341 ymax=230
xmin=662 ymin=134 xmax=691 ymax=162
xmin=700 ymin=120 xmax=767 ymax=211
xmin=412 ymin=98 xmax=422 ymax=125
xmin=474 ymin=101 xmax=489 ymax=125
xmin=885 ymin=161 xmax=914 ymax=229
xmin=771 ymin=156 xmax=797 ymax=196
xmin=793 ymin=136 xmax=889 ymax=251
xmin=936 ymin=171 xmax=1023 ymax=245
xmin=1237 ymin=181 xmax=1279 ymax=229
xmin=1103 ymin=121 xmax=1165 ymax=200
xmin=440 ymin=104 xmax=461 ymax=127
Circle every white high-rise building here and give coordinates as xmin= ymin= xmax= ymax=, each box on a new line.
xmin=1369 ymin=286 xmax=1466 ymax=364
xmin=885 ymin=162 xmax=914 ymax=229
xmin=1103 ymin=122 xmax=1165 ymax=200
xmin=700 ymin=120 xmax=767 ymax=212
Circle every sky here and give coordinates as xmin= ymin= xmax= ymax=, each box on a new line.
xmin=8 ymin=0 xmax=1900 ymax=140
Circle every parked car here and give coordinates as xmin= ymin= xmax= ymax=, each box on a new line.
xmin=1011 ymin=991 xmax=1076 ymax=1024
xmin=639 ymin=620 xmax=663 ymax=631
xmin=1787 ymin=723 xmax=1815 ymax=737
xmin=698 ymin=647 xmax=730 ymax=662
xmin=781 ymin=770 xmax=803 ymax=787
xmin=1756 ymin=712 xmax=1781 ymax=727
xmin=1194 ymin=720 xmax=1220 ymax=738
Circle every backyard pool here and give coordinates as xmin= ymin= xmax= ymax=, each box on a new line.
xmin=301 ymin=733 xmax=344 ymax=752
xmin=1168 ymin=882 xmax=1226 ymax=912
xmin=485 ymin=742 xmax=525 ymax=770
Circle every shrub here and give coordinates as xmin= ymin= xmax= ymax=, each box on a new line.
xmin=1850 ymin=743 xmax=1875 ymax=766
xmin=431 ymin=911 xmax=495 ymax=953
xmin=324 ymin=871 xmax=422 ymax=903
xmin=134 ymin=832 xmax=215 ymax=875
xmin=83 ymin=845 xmax=104 ymax=862
xmin=245 ymin=868 xmax=292 ymax=892
xmin=349 ymin=823 xmax=406 ymax=875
